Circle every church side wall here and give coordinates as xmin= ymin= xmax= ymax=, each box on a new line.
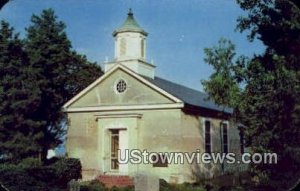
xmin=179 ymin=111 xmax=242 ymax=182
xmin=135 ymin=108 xmax=183 ymax=183
xmin=65 ymin=108 xmax=241 ymax=182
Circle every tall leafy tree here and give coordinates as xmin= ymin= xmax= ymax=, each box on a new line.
xmin=25 ymin=9 xmax=102 ymax=161
xmin=202 ymin=38 xmax=243 ymax=112
xmin=0 ymin=21 xmax=41 ymax=161
xmin=202 ymin=38 xmax=247 ymax=173
xmin=236 ymin=0 xmax=300 ymax=190
xmin=203 ymin=0 xmax=300 ymax=190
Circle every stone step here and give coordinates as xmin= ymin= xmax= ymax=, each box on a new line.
xmin=96 ymin=175 xmax=134 ymax=188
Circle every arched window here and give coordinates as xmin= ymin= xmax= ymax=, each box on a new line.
xmin=120 ymin=38 xmax=126 ymax=56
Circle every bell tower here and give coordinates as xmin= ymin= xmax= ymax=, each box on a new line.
xmin=105 ymin=9 xmax=155 ymax=79
xmin=113 ymin=9 xmax=147 ymax=61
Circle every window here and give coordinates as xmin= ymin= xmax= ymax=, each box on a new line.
xmin=204 ymin=120 xmax=211 ymax=154
xmin=239 ymin=127 xmax=245 ymax=154
xmin=115 ymin=79 xmax=127 ymax=93
xmin=120 ymin=38 xmax=126 ymax=56
xmin=141 ymin=39 xmax=145 ymax=58
xmin=111 ymin=129 xmax=119 ymax=170
xmin=152 ymin=154 xmax=168 ymax=167
xmin=221 ymin=123 xmax=229 ymax=154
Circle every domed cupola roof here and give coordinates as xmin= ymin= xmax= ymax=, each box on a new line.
xmin=113 ymin=8 xmax=148 ymax=36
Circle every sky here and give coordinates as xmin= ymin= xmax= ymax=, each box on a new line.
xmin=0 ymin=0 xmax=266 ymax=154
xmin=0 ymin=0 xmax=265 ymax=91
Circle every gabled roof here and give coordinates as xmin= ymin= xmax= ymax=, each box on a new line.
xmin=113 ymin=9 xmax=148 ymax=36
xmin=63 ymin=62 xmax=232 ymax=114
xmin=63 ymin=64 xmax=183 ymax=109
xmin=142 ymin=76 xmax=233 ymax=114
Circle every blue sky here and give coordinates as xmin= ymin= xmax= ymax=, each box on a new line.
xmin=0 ymin=0 xmax=265 ymax=91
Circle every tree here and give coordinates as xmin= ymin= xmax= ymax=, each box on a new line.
xmin=236 ymin=0 xmax=300 ymax=190
xmin=65 ymin=52 xmax=103 ymax=98
xmin=0 ymin=21 xmax=41 ymax=161
xmin=203 ymin=0 xmax=300 ymax=190
xmin=202 ymin=38 xmax=243 ymax=112
xmin=25 ymin=9 xmax=102 ymax=161
xmin=0 ymin=0 xmax=9 ymax=10
xmin=202 ymin=38 xmax=247 ymax=174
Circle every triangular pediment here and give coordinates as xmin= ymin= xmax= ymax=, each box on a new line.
xmin=63 ymin=64 xmax=183 ymax=111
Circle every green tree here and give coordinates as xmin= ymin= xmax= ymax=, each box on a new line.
xmin=202 ymin=38 xmax=243 ymax=112
xmin=202 ymin=38 xmax=247 ymax=174
xmin=236 ymin=0 xmax=300 ymax=189
xmin=65 ymin=52 xmax=103 ymax=98
xmin=0 ymin=21 xmax=41 ymax=161
xmin=25 ymin=9 xmax=102 ymax=161
xmin=202 ymin=0 xmax=300 ymax=190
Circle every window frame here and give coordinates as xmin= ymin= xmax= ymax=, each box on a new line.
xmin=120 ymin=38 xmax=126 ymax=56
xmin=141 ymin=39 xmax=145 ymax=58
xmin=110 ymin=129 xmax=119 ymax=171
xmin=203 ymin=119 xmax=212 ymax=154
xmin=221 ymin=121 xmax=229 ymax=154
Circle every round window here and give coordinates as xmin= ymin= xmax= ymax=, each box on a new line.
xmin=115 ymin=79 xmax=127 ymax=93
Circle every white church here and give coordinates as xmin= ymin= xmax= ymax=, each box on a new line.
xmin=63 ymin=9 xmax=242 ymax=184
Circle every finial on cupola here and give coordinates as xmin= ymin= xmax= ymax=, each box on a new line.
xmin=128 ymin=8 xmax=133 ymax=16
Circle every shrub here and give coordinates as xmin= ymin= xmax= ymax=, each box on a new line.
xmin=80 ymin=180 xmax=134 ymax=191
xmin=51 ymin=157 xmax=82 ymax=188
xmin=17 ymin=157 xmax=41 ymax=168
xmin=159 ymin=179 xmax=205 ymax=191
xmin=0 ymin=157 xmax=81 ymax=191
xmin=110 ymin=186 xmax=134 ymax=191
xmin=80 ymin=180 xmax=107 ymax=191
xmin=0 ymin=164 xmax=37 ymax=190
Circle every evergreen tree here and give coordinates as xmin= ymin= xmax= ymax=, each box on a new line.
xmin=65 ymin=52 xmax=103 ymax=98
xmin=25 ymin=9 xmax=102 ymax=161
xmin=0 ymin=21 xmax=41 ymax=161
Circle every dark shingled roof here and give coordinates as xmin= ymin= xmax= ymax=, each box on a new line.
xmin=143 ymin=76 xmax=233 ymax=114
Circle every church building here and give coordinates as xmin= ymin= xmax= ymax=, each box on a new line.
xmin=63 ymin=9 xmax=242 ymax=183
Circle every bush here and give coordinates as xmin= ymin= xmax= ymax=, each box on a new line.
xmin=0 ymin=164 xmax=40 ymax=190
xmin=159 ymin=179 xmax=205 ymax=191
xmin=17 ymin=157 xmax=41 ymax=168
xmin=80 ymin=180 xmax=107 ymax=191
xmin=80 ymin=180 xmax=134 ymax=191
xmin=110 ymin=186 xmax=134 ymax=191
xmin=0 ymin=157 xmax=81 ymax=191
xmin=51 ymin=157 xmax=82 ymax=187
